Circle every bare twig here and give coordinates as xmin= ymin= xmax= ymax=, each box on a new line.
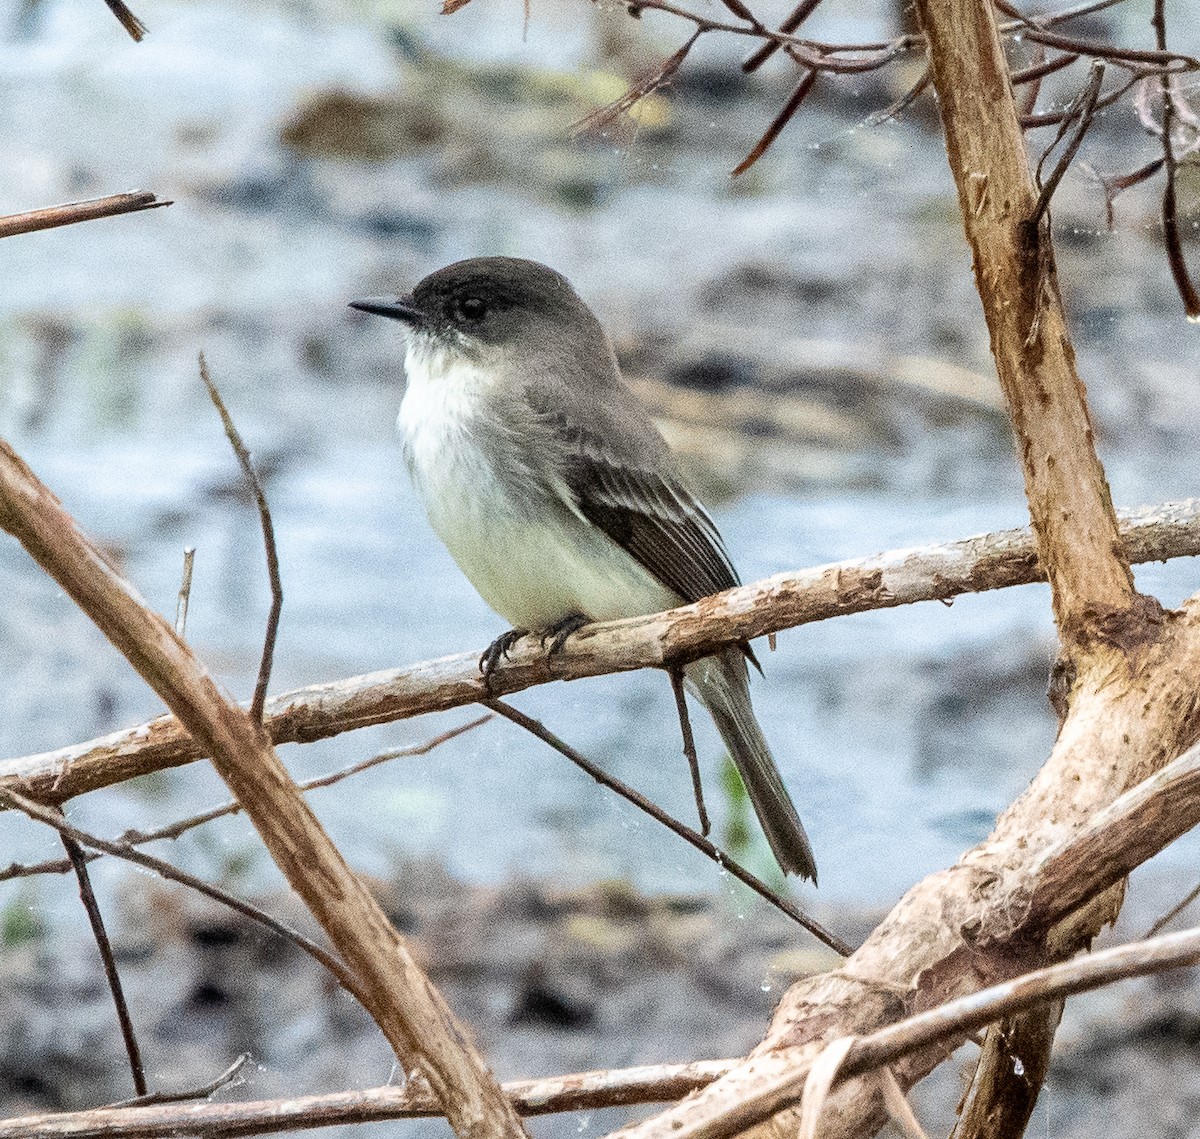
xmin=668 ymin=668 xmax=708 ymax=836
xmin=483 ymin=698 xmax=853 ymax=957
xmin=102 ymin=0 xmax=147 ymax=40
xmin=0 ymin=716 xmax=489 ymax=883
xmin=1030 ymin=60 xmax=1105 ymax=228
xmin=1145 ymin=879 xmax=1200 ymax=938
xmin=175 ymin=547 xmax=195 ymax=638
xmin=199 ymin=355 xmax=282 ymax=723
xmin=0 ymin=1058 xmax=740 ymax=1139
xmin=7 ymin=499 xmax=1199 ymax=809
xmin=0 ymin=788 xmax=359 ymax=994
xmin=0 ymin=192 xmax=170 ymax=239
xmin=1152 ymin=0 xmax=1200 ymax=318
xmin=60 ymin=822 xmax=148 ymax=1097
xmin=741 ymin=0 xmax=823 ymax=73
xmin=106 ymin=1054 xmax=249 ymax=1109
xmin=731 ymin=70 xmax=818 ymax=176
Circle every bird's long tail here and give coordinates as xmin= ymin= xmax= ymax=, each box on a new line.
xmin=685 ymin=650 xmax=817 ymax=882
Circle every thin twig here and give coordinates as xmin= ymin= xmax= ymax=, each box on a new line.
xmin=175 ymin=547 xmax=195 ymax=638
xmin=0 ymin=716 xmax=490 ymax=883
xmin=106 ymin=1054 xmax=249 ymax=1109
xmin=60 ymin=821 xmax=148 ymax=1097
xmin=731 ymin=70 xmax=818 ymax=176
xmin=1145 ymin=879 xmax=1200 ymax=938
xmin=741 ymin=0 xmax=824 ymax=72
xmin=1152 ymin=0 xmax=1200 ymax=318
xmin=482 ymin=698 xmax=853 ymax=957
xmin=1030 ymin=60 xmax=1105 ymax=228
xmin=0 ymin=192 xmax=170 ymax=239
xmin=0 ymin=788 xmax=358 ymax=995
xmin=102 ymin=0 xmax=147 ymax=40
xmin=198 ymin=354 xmax=283 ymax=723
xmin=668 ymin=668 xmax=709 ymax=836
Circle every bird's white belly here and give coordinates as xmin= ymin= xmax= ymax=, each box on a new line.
xmin=398 ymin=359 xmax=677 ymax=630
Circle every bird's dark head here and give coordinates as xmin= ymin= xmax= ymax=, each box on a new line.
xmin=350 ymin=257 xmax=598 ymax=356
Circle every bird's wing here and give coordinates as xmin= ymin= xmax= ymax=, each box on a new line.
xmin=545 ymin=404 xmax=741 ymax=604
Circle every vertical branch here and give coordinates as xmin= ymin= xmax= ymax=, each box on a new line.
xmin=913 ymin=0 xmax=1146 ymax=652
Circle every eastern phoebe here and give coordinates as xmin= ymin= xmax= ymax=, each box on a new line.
xmin=350 ymin=257 xmax=817 ymax=881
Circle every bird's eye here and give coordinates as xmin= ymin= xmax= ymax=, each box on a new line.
xmin=455 ymin=295 xmax=488 ymax=322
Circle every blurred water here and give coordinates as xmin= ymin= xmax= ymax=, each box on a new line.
xmin=3 ymin=0 xmax=1200 ymax=923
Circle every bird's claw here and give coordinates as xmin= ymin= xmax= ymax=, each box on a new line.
xmin=480 ymin=628 xmax=528 ymax=679
xmin=540 ymin=613 xmax=589 ymax=656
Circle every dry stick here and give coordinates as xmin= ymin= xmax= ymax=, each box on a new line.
xmin=0 ymin=440 xmax=528 ymax=1139
xmin=0 ymin=716 xmax=490 ymax=884
xmin=1153 ymin=0 xmax=1200 ymax=318
xmin=741 ymin=0 xmax=824 ymax=72
xmin=175 ymin=547 xmax=195 ymax=637
xmin=1 ymin=788 xmax=359 ymax=994
xmin=483 ymin=699 xmax=852 ymax=957
xmin=1146 ymin=879 xmax=1200 ymax=938
xmin=199 ymin=355 xmax=281 ymax=723
xmin=0 ymin=192 xmax=169 ymax=239
xmin=731 ymin=69 xmax=818 ymax=177
xmin=102 ymin=0 xmax=147 ymax=40
xmin=1030 ymin=59 xmax=1105 ymax=228
xmin=106 ymin=1053 xmax=249 ymax=1110
xmin=58 ymin=823 xmax=147 ymax=1097
xmin=6 ymin=498 xmax=1200 ymax=808
xmin=0 ymin=1059 xmax=741 ymax=1139
xmin=668 ymin=668 xmax=709 ymax=836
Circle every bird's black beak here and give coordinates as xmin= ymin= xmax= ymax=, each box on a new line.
xmin=348 ymin=295 xmax=425 ymax=325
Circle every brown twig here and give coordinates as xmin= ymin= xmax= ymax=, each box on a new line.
xmin=59 ymin=821 xmax=148 ymax=1097
xmin=106 ymin=1053 xmax=249 ymax=1109
xmin=1 ymin=788 xmax=359 ymax=994
xmin=1153 ymin=0 xmax=1200 ymax=319
xmin=731 ymin=70 xmax=817 ymax=176
xmin=0 ymin=716 xmax=489 ymax=883
xmin=741 ymin=0 xmax=824 ymax=73
xmin=0 ymin=1058 xmax=740 ymax=1139
xmin=0 ymin=192 xmax=170 ymax=239
xmin=668 ymin=668 xmax=708 ymax=836
xmin=483 ymin=698 xmax=853 ymax=957
xmin=1145 ymin=879 xmax=1200 ymax=938
xmin=6 ymin=499 xmax=1200 ymax=809
xmin=102 ymin=0 xmax=147 ymax=40
xmin=199 ymin=354 xmax=282 ymax=723
xmin=1030 ymin=60 xmax=1105 ymax=228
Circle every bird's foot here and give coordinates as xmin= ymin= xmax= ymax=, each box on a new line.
xmin=480 ymin=628 xmax=529 ymax=678
xmin=540 ymin=613 xmax=590 ymax=656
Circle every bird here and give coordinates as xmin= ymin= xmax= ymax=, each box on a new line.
xmin=350 ymin=256 xmax=817 ymax=881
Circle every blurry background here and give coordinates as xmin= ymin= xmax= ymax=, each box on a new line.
xmin=3 ymin=0 xmax=1200 ymax=1134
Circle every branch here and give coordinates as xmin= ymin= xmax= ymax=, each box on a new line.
xmin=0 ymin=1059 xmax=738 ymax=1139
xmin=0 ymin=438 xmax=527 ymax=1139
xmin=6 ymin=499 xmax=1200 ymax=806
xmin=0 ymin=192 xmax=169 ymax=238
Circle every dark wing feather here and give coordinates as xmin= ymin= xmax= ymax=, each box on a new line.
xmin=562 ymin=427 xmax=740 ymax=604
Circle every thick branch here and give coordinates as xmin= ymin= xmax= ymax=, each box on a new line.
xmin=0 ymin=439 xmax=526 ymax=1139
xmin=5 ymin=499 xmax=1199 ymax=806
xmin=599 ymin=626 xmax=1200 ymax=1139
xmin=917 ymin=0 xmax=1140 ymax=647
